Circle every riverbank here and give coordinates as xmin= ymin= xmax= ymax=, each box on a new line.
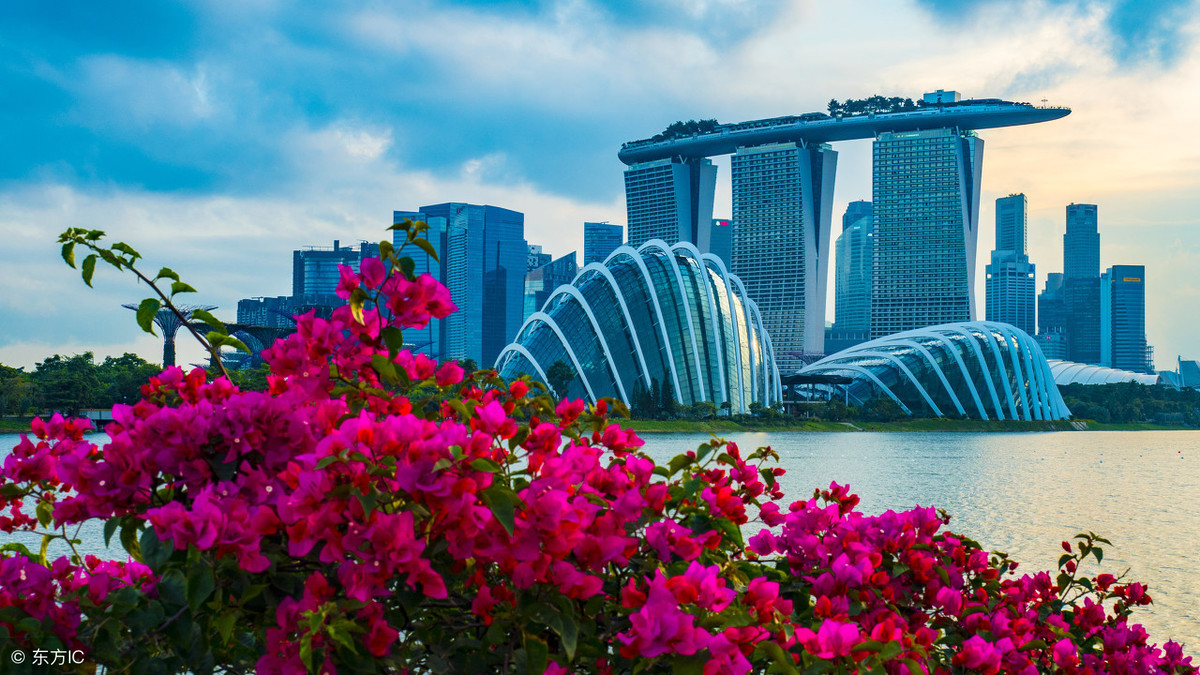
xmin=623 ymin=418 xmax=1192 ymax=433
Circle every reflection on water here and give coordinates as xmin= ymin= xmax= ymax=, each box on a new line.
xmin=3 ymin=430 xmax=1197 ymax=654
xmin=642 ymin=430 xmax=1200 ymax=655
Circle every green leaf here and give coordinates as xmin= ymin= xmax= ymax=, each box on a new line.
xmin=559 ymin=612 xmax=578 ymax=660
xmin=155 ymin=267 xmax=181 ymax=282
xmin=213 ymin=612 xmax=237 ymax=644
xmin=140 ymin=527 xmax=173 ymax=570
xmin=671 ymin=656 xmax=706 ymax=675
xmin=758 ymin=641 xmax=800 ymax=675
xmin=381 ymin=326 xmax=405 ymax=353
xmin=1093 ymin=547 xmax=1103 ymax=564
xmin=470 ymin=458 xmax=502 ymax=473
xmin=104 ymin=518 xmax=120 ymax=547
xmin=81 ymin=254 xmax=98 ymax=287
xmin=35 ymin=499 xmax=53 ymax=528
xmin=413 ymin=236 xmax=439 ymax=263
xmin=158 ymin=568 xmax=188 ymax=610
xmin=170 ymin=281 xmax=197 ymax=297
xmin=121 ymin=520 xmax=142 ymax=562
xmin=39 ymin=533 xmax=51 ymax=564
xmin=136 ymin=298 xmax=161 ymax=335
xmin=398 ymin=256 xmax=416 ymax=280
xmin=190 ymin=309 xmax=226 ymax=333
xmin=187 ymin=565 xmax=215 ymax=610
xmin=111 ymin=241 xmax=141 ymax=260
xmin=61 ymin=241 xmax=76 ymax=268
xmin=481 ymin=484 xmax=516 ymax=537
xmin=523 ymin=632 xmax=548 ymax=675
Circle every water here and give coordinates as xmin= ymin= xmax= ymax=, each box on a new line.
xmin=3 ymin=430 xmax=1198 ymax=653
xmin=641 ymin=430 xmax=1200 ymax=654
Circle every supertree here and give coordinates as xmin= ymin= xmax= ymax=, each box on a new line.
xmin=122 ymin=304 xmax=218 ymax=367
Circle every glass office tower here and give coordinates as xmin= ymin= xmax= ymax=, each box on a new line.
xmin=1101 ymin=264 xmax=1151 ymax=373
xmin=833 ymin=200 xmax=873 ymax=345
xmin=985 ymin=194 xmax=1036 ymax=335
xmin=870 ymin=128 xmax=983 ymax=339
xmin=730 ymin=141 xmax=837 ymax=369
xmin=1062 ymin=203 xmax=1101 ymax=364
xmin=419 ymin=203 xmax=527 ymax=367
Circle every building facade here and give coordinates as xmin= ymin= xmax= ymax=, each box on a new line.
xmin=730 ymin=141 xmax=837 ymax=368
xmin=495 ymin=239 xmax=781 ymax=413
xmin=870 ymin=128 xmax=983 ymax=338
xmin=624 ymin=157 xmax=716 ymax=249
xmin=418 ymin=203 xmax=527 ymax=366
xmin=1101 ymin=264 xmax=1151 ymax=373
xmin=292 ymin=241 xmax=361 ymax=299
xmin=801 ymin=321 xmax=1071 ymax=421
xmin=583 ymin=222 xmax=623 ymax=265
xmin=985 ymin=194 xmax=1036 ymax=335
xmin=708 ymin=218 xmax=733 ymax=269
xmin=524 ymin=252 xmax=578 ymax=321
xmin=831 ymin=200 xmax=873 ymax=351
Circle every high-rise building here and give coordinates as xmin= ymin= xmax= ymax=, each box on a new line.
xmin=394 ymin=209 xmax=444 ymax=358
xmin=1064 ymin=203 xmax=1099 ymax=280
xmin=292 ymin=240 xmax=361 ymax=299
xmin=985 ymin=194 xmax=1036 ymax=335
xmin=527 ymin=245 xmax=552 ymax=271
xmin=708 ymin=218 xmax=733 ymax=269
xmin=730 ymin=141 xmax=837 ymax=369
xmin=418 ymin=203 xmax=527 ymax=366
xmin=524 ymin=252 xmax=578 ymax=320
xmin=1101 ymin=265 xmax=1152 ymax=373
xmin=583 ymin=222 xmax=623 ymax=265
xmin=870 ymin=128 xmax=983 ymax=338
xmin=831 ymin=200 xmax=873 ymax=351
xmin=1057 ymin=203 xmax=1102 ymax=364
xmin=624 ymin=157 xmax=716 ymax=248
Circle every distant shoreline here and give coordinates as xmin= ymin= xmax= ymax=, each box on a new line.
xmin=622 ymin=418 xmax=1193 ymax=433
xmin=2 ymin=417 xmax=1192 ymax=437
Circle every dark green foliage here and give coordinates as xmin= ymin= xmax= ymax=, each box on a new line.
xmin=649 ymin=119 xmax=720 ymax=143
xmin=0 ymin=352 xmax=161 ymax=417
xmin=1060 ymin=382 xmax=1200 ymax=426
xmin=827 ymin=95 xmax=917 ymax=117
xmin=545 ymin=360 xmax=575 ymax=399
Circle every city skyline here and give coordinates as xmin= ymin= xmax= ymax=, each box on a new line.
xmin=2 ymin=1 xmax=1199 ymax=369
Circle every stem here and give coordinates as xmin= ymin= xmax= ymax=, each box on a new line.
xmin=125 ymin=264 xmax=230 ymax=379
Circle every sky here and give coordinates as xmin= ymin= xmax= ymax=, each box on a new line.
xmin=2 ymin=0 xmax=1198 ymax=371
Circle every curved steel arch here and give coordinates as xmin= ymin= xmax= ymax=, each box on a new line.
xmin=890 ymin=339 xmax=968 ymax=417
xmin=607 ymin=247 xmax=685 ymax=401
xmin=496 ymin=344 xmax=552 ymax=391
xmin=702 ymin=255 xmax=746 ymax=412
xmin=811 ymin=364 xmax=913 ymax=415
xmin=576 ymin=264 xmax=653 ymax=391
xmin=523 ymin=312 xmax=598 ymax=402
xmin=670 ymin=243 xmax=729 ymax=404
xmin=940 ymin=325 xmax=1007 ymax=419
xmin=987 ymin=323 xmax=1033 ymax=421
xmin=725 ymin=272 xmax=765 ymax=404
xmin=838 ymin=349 xmax=944 ymax=417
xmin=545 ymin=285 xmax=630 ymax=403
xmin=968 ymin=323 xmax=1020 ymax=420
xmin=639 ymin=239 xmax=707 ymax=402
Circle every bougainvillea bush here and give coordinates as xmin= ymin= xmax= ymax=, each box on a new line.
xmin=0 ymin=223 xmax=1194 ymax=674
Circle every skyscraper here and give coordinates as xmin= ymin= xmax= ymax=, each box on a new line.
xmin=870 ymin=128 xmax=983 ymax=338
xmin=708 ymin=218 xmax=733 ymax=269
xmin=1035 ymin=273 xmax=1068 ymax=359
xmin=1062 ymin=203 xmax=1101 ymax=364
xmin=527 ymin=245 xmax=552 ymax=271
xmin=985 ymin=194 xmax=1036 ymax=335
xmin=394 ymin=209 xmax=444 ymax=358
xmin=292 ymin=240 xmax=361 ymax=299
xmin=624 ymin=157 xmax=716 ymax=248
xmin=1064 ymin=204 xmax=1100 ymax=279
xmin=583 ymin=222 xmax=623 ymax=265
xmin=730 ymin=141 xmax=838 ymax=368
xmin=524 ymin=252 xmax=577 ymax=320
xmin=418 ymin=203 xmax=527 ymax=366
xmin=831 ymin=200 xmax=873 ymax=349
xmin=1101 ymin=265 xmax=1152 ymax=373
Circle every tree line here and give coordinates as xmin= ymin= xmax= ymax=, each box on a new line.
xmin=0 ymin=352 xmax=163 ymax=418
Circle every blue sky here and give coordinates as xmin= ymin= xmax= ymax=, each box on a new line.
xmin=2 ymin=0 xmax=1199 ymax=370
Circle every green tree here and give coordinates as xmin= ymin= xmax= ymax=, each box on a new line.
xmin=545 ymin=360 xmax=575 ymax=399
xmin=97 ymin=353 xmax=161 ymax=405
xmin=0 ymin=364 xmax=35 ymax=416
xmin=30 ymin=353 xmax=103 ymax=417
